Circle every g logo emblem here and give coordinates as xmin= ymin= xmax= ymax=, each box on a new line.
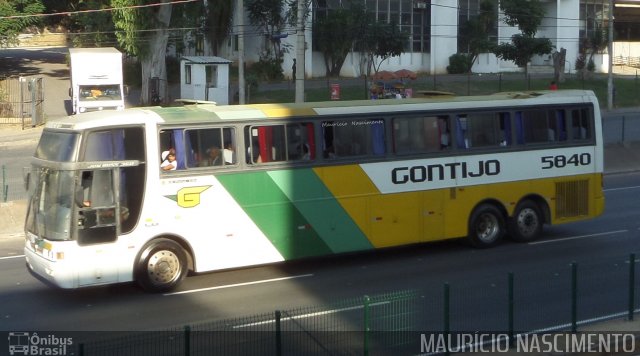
xmin=176 ymin=186 xmax=210 ymax=208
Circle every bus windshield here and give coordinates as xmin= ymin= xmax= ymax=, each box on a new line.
xmin=35 ymin=131 xmax=79 ymax=162
xmin=25 ymin=168 xmax=74 ymax=241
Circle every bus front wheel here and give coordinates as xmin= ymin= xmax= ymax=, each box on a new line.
xmin=135 ymin=238 xmax=188 ymax=292
xmin=468 ymin=204 xmax=505 ymax=248
xmin=508 ymin=200 xmax=543 ymax=242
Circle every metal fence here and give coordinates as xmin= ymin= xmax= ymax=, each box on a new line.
xmin=72 ymin=253 xmax=640 ymax=355
xmin=602 ymin=112 xmax=640 ymax=144
xmin=0 ymin=76 xmax=45 ymax=127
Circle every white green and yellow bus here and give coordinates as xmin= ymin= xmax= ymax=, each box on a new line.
xmin=24 ymin=90 xmax=604 ymax=292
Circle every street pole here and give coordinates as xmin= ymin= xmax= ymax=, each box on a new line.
xmin=238 ymin=0 xmax=246 ymax=104
xmin=607 ymin=0 xmax=614 ymax=110
xmin=295 ymin=0 xmax=305 ymax=103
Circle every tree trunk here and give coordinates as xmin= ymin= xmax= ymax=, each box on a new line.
xmin=140 ymin=2 xmax=171 ymax=106
xmin=553 ymin=48 xmax=566 ymax=83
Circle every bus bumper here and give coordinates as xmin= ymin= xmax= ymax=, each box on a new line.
xmin=24 ymin=247 xmax=76 ymax=289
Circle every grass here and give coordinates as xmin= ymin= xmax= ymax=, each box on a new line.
xmin=246 ymin=72 xmax=640 ymax=109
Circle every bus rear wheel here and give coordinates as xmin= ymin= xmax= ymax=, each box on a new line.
xmin=468 ymin=204 xmax=505 ymax=248
xmin=509 ymin=200 xmax=543 ymax=242
xmin=136 ymin=238 xmax=187 ymax=292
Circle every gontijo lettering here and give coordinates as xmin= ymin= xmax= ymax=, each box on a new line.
xmin=392 ymin=159 xmax=500 ymax=184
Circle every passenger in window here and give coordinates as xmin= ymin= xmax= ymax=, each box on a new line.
xmin=247 ymin=145 xmax=262 ymax=163
xmin=223 ymin=142 xmax=235 ymax=164
xmin=161 ymin=149 xmax=177 ymax=171
xmin=301 ymin=143 xmax=310 ymax=160
xmin=201 ymin=146 xmax=222 ymax=166
xmin=324 ymin=145 xmax=336 ymax=159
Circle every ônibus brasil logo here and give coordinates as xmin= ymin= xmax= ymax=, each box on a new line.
xmin=8 ymin=332 xmax=72 ymax=356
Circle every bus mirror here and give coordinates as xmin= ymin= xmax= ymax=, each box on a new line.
xmin=74 ymin=186 xmax=85 ymax=208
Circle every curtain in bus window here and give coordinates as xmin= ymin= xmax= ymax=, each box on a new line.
xmin=515 ymin=111 xmax=524 ymax=144
xmin=500 ymin=113 xmax=512 ymax=146
xmin=555 ymin=110 xmax=567 ymax=141
xmin=172 ymin=130 xmax=186 ymax=169
xmin=455 ymin=116 xmax=468 ymax=149
xmin=113 ymin=129 xmax=126 ymax=159
xmin=258 ymin=126 xmax=273 ymax=163
xmin=306 ymin=123 xmax=316 ymax=159
xmin=372 ymin=121 xmax=385 ymax=155
xmin=85 ymin=131 xmax=115 ymax=161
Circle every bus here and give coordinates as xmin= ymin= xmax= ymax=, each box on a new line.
xmin=24 ymin=90 xmax=604 ymax=292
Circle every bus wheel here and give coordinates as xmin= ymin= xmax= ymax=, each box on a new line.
xmin=136 ymin=239 xmax=187 ymax=292
xmin=509 ymin=200 xmax=543 ymax=242
xmin=468 ymin=204 xmax=505 ymax=248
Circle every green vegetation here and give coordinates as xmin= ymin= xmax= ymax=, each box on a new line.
xmin=245 ymin=73 xmax=640 ymax=109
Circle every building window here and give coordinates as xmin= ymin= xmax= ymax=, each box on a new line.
xmin=185 ymin=65 xmax=191 ymax=85
xmin=313 ymin=0 xmax=430 ymax=53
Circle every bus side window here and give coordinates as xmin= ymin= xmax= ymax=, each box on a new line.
xmin=465 ymin=112 xmax=503 ymax=148
xmin=393 ymin=116 xmax=443 ymax=154
xmin=519 ymin=109 xmax=550 ymax=144
xmin=571 ymin=108 xmax=591 ymax=140
xmin=245 ymin=125 xmax=284 ymax=163
xmin=322 ymin=118 xmax=385 ymax=158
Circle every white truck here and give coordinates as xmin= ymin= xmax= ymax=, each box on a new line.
xmin=69 ymin=47 xmax=125 ymax=114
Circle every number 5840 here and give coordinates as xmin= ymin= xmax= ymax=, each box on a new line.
xmin=541 ymin=153 xmax=591 ymax=169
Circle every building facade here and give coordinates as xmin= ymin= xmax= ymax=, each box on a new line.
xmin=181 ymin=0 xmax=633 ymax=79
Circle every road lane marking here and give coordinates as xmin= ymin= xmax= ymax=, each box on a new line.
xmin=529 ymin=230 xmax=628 ymax=245
xmin=164 ymin=273 xmax=314 ymax=296
xmin=604 ymin=185 xmax=640 ymax=192
xmin=0 ymin=255 xmax=24 ymax=261
xmin=233 ymin=301 xmax=390 ymax=328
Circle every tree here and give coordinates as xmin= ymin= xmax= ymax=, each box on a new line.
xmin=0 ymin=0 xmax=45 ymax=48
xmin=493 ymin=0 xmax=553 ymax=75
xmin=458 ymin=0 xmax=497 ymax=73
xmin=203 ymin=0 xmax=234 ymax=55
xmin=355 ymin=19 xmax=408 ymax=77
xmin=246 ymin=0 xmax=288 ymax=62
xmin=313 ymin=3 xmax=364 ymax=77
xmin=583 ymin=27 xmax=608 ymax=73
xmin=112 ymin=0 xmax=175 ymax=105
xmin=68 ymin=0 xmax=117 ymax=48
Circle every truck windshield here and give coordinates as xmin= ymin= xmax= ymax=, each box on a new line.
xmin=25 ymin=169 xmax=74 ymax=241
xmin=79 ymin=85 xmax=122 ymax=101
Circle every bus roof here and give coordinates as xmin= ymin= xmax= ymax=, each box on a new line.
xmin=45 ymin=90 xmax=598 ymax=130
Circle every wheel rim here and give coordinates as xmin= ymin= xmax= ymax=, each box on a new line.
xmin=146 ymin=250 xmax=182 ymax=286
xmin=516 ymin=208 xmax=539 ymax=237
xmin=476 ymin=212 xmax=500 ymax=243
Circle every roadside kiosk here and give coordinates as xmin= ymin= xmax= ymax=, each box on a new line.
xmin=180 ymin=56 xmax=232 ymax=105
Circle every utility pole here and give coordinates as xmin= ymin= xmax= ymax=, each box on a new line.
xmin=295 ymin=0 xmax=305 ymax=103
xmin=607 ymin=0 xmax=614 ymax=110
xmin=238 ymin=0 xmax=246 ymax=104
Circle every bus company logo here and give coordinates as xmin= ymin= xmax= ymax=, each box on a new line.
xmin=164 ymin=185 xmax=211 ymax=208
xmin=391 ymin=159 xmax=501 ymax=184
xmin=8 ymin=332 xmax=73 ymax=355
